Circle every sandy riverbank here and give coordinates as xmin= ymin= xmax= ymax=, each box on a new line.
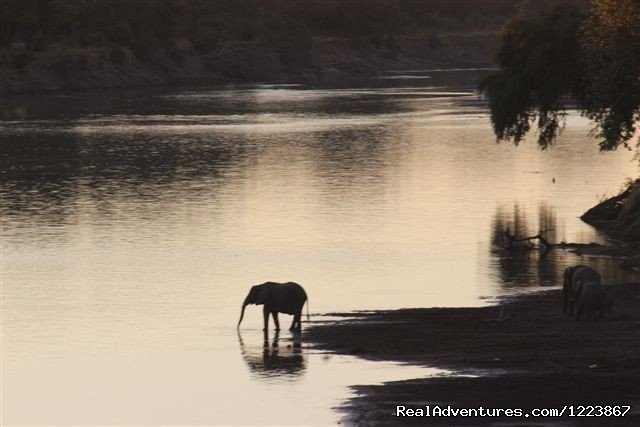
xmin=305 ymin=284 xmax=640 ymax=426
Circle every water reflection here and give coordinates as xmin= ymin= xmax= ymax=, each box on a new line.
xmin=1 ymin=94 xmax=413 ymax=248
xmin=238 ymin=331 xmax=306 ymax=379
xmin=2 ymin=80 xmax=638 ymax=425
xmin=492 ymin=202 xmax=559 ymax=250
xmin=0 ymin=126 xmax=251 ymax=235
xmin=489 ymin=203 xmax=636 ymax=289
xmin=490 ymin=203 xmax=560 ymax=288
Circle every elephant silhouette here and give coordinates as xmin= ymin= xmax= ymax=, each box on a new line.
xmin=237 ymin=281 xmax=309 ymax=331
xmin=562 ymin=265 xmax=601 ymax=316
xmin=575 ymin=281 xmax=613 ymax=321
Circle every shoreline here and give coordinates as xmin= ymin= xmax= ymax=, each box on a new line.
xmin=305 ymin=284 xmax=640 ymax=426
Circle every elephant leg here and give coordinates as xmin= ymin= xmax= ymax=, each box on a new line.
xmin=272 ymin=312 xmax=280 ymax=331
xmin=292 ymin=312 xmax=302 ymax=332
xmin=568 ymin=295 xmax=577 ymax=316
xmin=262 ymin=306 xmax=270 ymax=331
xmin=289 ymin=313 xmax=300 ymax=331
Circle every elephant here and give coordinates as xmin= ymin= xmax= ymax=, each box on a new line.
xmin=237 ymin=281 xmax=309 ymax=332
xmin=575 ymin=281 xmax=613 ymax=321
xmin=562 ymin=265 xmax=601 ymax=316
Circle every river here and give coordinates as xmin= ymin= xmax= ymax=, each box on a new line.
xmin=1 ymin=70 xmax=638 ymax=426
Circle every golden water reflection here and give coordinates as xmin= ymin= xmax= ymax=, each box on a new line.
xmin=238 ymin=331 xmax=306 ymax=379
xmin=1 ymin=81 xmax=638 ymax=425
xmin=489 ymin=203 xmax=636 ymax=289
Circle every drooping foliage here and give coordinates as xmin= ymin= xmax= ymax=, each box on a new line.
xmin=580 ymin=0 xmax=640 ymax=150
xmin=478 ymin=5 xmax=586 ymax=148
xmin=479 ymin=0 xmax=640 ymax=151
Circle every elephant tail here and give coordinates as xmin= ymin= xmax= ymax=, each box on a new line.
xmin=305 ymin=298 xmax=310 ymax=323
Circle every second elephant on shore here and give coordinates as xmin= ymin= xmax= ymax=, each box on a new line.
xmin=575 ymin=281 xmax=613 ymax=321
xmin=563 ymin=265 xmax=601 ymax=316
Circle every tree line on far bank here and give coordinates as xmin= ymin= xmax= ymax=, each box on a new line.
xmin=1 ymin=0 xmax=522 ymax=57
xmin=3 ymin=0 xmax=556 ymax=93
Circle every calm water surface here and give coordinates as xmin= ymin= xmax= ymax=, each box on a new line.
xmin=1 ymin=71 xmax=638 ymax=425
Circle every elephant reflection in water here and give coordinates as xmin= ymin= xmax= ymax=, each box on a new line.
xmin=238 ymin=331 xmax=306 ymax=377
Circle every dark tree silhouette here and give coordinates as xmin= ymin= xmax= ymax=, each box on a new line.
xmin=479 ymin=0 xmax=640 ymax=152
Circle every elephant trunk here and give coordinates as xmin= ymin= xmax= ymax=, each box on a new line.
xmin=237 ymin=303 xmax=247 ymax=329
xmin=237 ymin=291 xmax=255 ymax=329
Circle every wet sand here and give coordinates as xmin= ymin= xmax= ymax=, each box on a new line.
xmin=305 ymin=284 xmax=640 ymax=426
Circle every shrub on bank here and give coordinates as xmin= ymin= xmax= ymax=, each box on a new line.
xmin=582 ymin=179 xmax=640 ymax=242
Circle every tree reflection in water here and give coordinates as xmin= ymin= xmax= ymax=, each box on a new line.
xmin=490 ymin=202 xmax=559 ymax=288
xmin=489 ymin=202 xmax=637 ymax=289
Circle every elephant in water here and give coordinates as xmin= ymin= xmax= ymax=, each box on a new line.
xmin=575 ymin=281 xmax=613 ymax=321
xmin=237 ymin=281 xmax=309 ymax=332
xmin=562 ymin=265 xmax=601 ymax=316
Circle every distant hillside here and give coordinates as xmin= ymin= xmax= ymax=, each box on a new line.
xmin=0 ymin=0 xmax=588 ymax=93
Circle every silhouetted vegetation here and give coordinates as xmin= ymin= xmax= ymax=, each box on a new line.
xmin=0 ymin=0 xmax=520 ymax=50
xmin=0 ymin=0 xmax=541 ymax=93
xmin=479 ymin=0 xmax=639 ymax=151
xmin=582 ymin=179 xmax=640 ymax=242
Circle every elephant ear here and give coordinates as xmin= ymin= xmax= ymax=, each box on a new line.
xmin=253 ymin=284 xmax=271 ymax=305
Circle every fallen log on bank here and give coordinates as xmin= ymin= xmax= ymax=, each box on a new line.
xmin=501 ymin=229 xmax=639 ymax=269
